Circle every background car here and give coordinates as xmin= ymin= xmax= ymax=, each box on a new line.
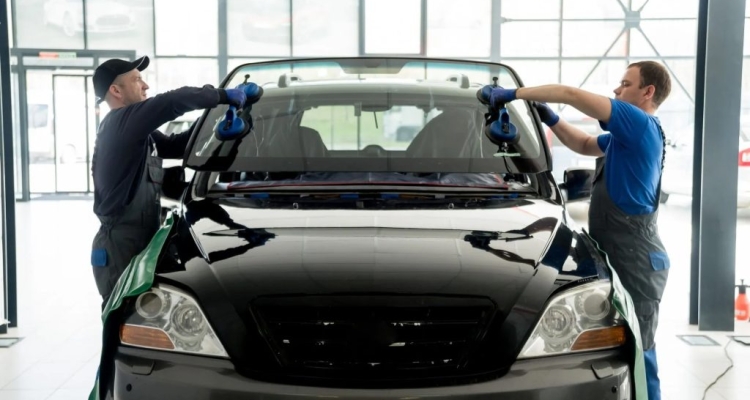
xmin=545 ymin=114 xmax=602 ymax=184
xmin=661 ymin=124 xmax=750 ymax=206
xmin=43 ymin=0 xmax=136 ymax=37
xmin=96 ymin=58 xmax=636 ymax=400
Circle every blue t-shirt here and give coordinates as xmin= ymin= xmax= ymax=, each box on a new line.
xmin=596 ymin=99 xmax=663 ymax=215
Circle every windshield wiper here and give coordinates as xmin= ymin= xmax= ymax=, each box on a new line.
xmin=464 ymin=230 xmax=537 ymax=267
xmin=211 ymin=191 xmax=533 ymax=210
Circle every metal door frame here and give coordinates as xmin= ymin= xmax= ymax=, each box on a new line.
xmin=11 ymin=49 xmax=136 ymax=201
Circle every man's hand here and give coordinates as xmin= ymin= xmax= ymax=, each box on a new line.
xmin=490 ymin=87 xmax=517 ymax=108
xmin=224 ymin=88 xmax=247 ymax=108
xmin=533 ymin=102 xmax=560 ymax=126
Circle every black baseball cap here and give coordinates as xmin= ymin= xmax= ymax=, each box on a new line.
xmin=93 ymin=55 xmax=150 ymax=103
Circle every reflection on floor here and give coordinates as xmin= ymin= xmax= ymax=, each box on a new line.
xmin=1 ymin=197 xmax=749 ymax=400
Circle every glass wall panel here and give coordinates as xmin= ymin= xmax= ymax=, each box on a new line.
xmin=153 ymin=59 xmax=219 ymax=93
xmin=500 ymin=21 xmax=559 ymax=58
xmin=508 ymin=60 xmax=559 ymax=88
xmin=155 ymin=0 xmax=218 ymax=56
xmin=293 ymin=0 xmax=358 ymax=57
xmin=561 ymin=22 xmax=625 ymax=57
xmin=639 ymin=0 xmax=699 ymax=19
xmin=228 ymin=0 xmax=290 ymax=57
xmin=18 ymin=0 xmax=85 ymax=48
xmin=502 ymin=0 xmax=560 ymax=19
xmin=426 ymin=0 xmax=491 ymax=58
xmin=86 ymin=0 xmax=155 ymax=56
xmin=638 ymin=20 xmax=697 ymax=57
xmin=364 ymin=0 xmax=420 ymax=54
xmin=563 ymin=0 xmax=624 ymax=19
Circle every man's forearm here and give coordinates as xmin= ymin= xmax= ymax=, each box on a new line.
xmin=550 ymin=119 xmax=603 ymax=157
xmin=125 ymin=85 xmax=223 ymax=139
xmin=516 ymin=85 xmax=575 ymax=104
xmin=516 ymin=85 xmax=612 ymax=123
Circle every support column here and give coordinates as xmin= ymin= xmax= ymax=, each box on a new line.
xmin=697 ymin=0 xmax=745 ymax=331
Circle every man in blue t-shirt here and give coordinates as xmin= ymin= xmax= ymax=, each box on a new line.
xmin=487 ymin=61 xmax=672 ymax=400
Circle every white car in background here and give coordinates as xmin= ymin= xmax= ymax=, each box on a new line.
xmin=661 ymin=125 xmax=750 ymax=207
xmin=544 ymin=116 xmax=602 ymax=185
xmin=43 ymin=0 xmax=136 ymax=37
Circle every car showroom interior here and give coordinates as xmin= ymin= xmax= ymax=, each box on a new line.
xmin=1 ymin=1 xmax=750 ymax=399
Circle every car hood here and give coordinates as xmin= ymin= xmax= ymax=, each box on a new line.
xmin=182 ymin=200 xmax=581 ymax=297
xmin=160 ymin=197 xmax=601 ymax=384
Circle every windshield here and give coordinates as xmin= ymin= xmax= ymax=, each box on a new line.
xmin=186 ymin=58 xmax=549 ymax=191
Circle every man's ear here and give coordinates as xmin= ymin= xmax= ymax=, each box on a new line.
xmin=643 ymin=85 xmax=656 ymax=101
xmin=108 ymin=84 xmax=122 ymax=100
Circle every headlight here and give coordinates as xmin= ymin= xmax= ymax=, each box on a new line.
xmin=518 ymin=281 xmax=626 ymax=359
xmin=120 ymin=285 xmax=228 ymax=358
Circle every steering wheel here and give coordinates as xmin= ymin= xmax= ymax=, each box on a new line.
xmin=361 ymin=144 xmax=387 ymax=158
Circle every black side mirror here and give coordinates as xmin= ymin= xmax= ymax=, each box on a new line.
xmin=558 ymin=167 xmax=595 ymax=202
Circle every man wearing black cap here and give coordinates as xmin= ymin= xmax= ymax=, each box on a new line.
xmin=89 ymin=55 xmax=246 ymax=306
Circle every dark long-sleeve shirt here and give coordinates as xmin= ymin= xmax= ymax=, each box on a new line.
xmin=92 ymin=85 xmax=228 ymax=217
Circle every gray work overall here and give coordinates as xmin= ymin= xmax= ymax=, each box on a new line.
xmin=91 ymin=139 xmax=164 ymax=307
xmin=587 ymin=135 xmax=669 ymax=351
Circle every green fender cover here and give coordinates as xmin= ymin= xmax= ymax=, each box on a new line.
xmin=584 ymin=230 xmax=648 ymax=400
xmin=88 ymin=215 xmax=647 ymax=400
xmin=89 ymin=213 xmax=175 ymax=400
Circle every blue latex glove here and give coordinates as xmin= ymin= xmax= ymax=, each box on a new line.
xmin=489 ymin=87 xmax=517 ymax=108
xmin=533 ymin=102 xmax=560 ymax=126
xmin=224 ymin=88 xmax=247 ymax=108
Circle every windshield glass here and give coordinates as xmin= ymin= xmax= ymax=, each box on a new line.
xmin=186 ymin=58 xmax=549 ymax=190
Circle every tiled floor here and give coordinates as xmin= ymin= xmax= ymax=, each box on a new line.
xmin=1 ymin=197 xmax=750 ymax=399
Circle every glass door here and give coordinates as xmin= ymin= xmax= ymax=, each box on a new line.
xmin=52 ymin=74 xmax=90 ymax=193
xmin=87 ymin=77 xmax=110 ymax=192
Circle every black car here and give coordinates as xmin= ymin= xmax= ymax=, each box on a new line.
xmin=93 ymin=58 xmax=641 ymax=400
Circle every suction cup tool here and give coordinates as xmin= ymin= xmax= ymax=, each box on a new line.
xmin=214 ymin=105 xmax=251 ymax=141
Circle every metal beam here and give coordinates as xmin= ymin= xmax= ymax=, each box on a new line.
xmin=18 ymin=70 xmax=29 ymax=201
xmin=82 ymin=0 xmax=89 ymax=49
xmin=490 ymin=0 xmax=501 ymax=62
xmin=690 ymin=0 xmax=708 ymax=327
xmin=218 ymin=0 xmax=228 ymax=78
xmin=697 ymin=0 xmax=745 ymax=331
xmin=420 ymin=0 xmax=427 ymax=56
xmin=0 ymin=0 xmax=17 ymax=328
xmin=358 ymin=0 xmax=365 ymax=55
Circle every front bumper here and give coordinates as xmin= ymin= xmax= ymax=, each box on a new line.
xmin=110 ymin=346 xmax=632 ymax=400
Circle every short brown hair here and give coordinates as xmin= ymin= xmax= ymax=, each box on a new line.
xmin=628 ymin=61 xmax=672 ymax=107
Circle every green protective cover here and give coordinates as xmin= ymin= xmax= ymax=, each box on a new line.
xmin=584 ymin=230 xmax=648 ymax=400
xmin=87 ymin=214 xmax=646 ymax=399
xmin=89 ymin=213 xmax=175 ymax=400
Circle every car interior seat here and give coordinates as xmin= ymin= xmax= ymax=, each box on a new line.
xmin=218 ymin=115 xmax=329 ymax=183
xmin=405 ymin=108 xmax=497 ymax=159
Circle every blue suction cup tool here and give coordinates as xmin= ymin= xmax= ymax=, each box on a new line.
xmin=476 ymin=84 xmax=493 ymax=105
xmin=214 ymin=105 xmax=250 ymax=141
xmin=485 ymin=108 xmax=519 ymax=146
xmin=476 ymin=77 xmax=500 ymax=106
xmin=238 ymin=74 xmax=264 ymax=106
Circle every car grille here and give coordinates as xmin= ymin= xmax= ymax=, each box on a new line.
xmin=252 ymin=296 xmax=496 ymax=379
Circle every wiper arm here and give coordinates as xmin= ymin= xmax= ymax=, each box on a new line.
xmin=464 ymin=230 xmax=536 ymax=267
xmin=465 ymin=230 xmax=532 ymax=243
